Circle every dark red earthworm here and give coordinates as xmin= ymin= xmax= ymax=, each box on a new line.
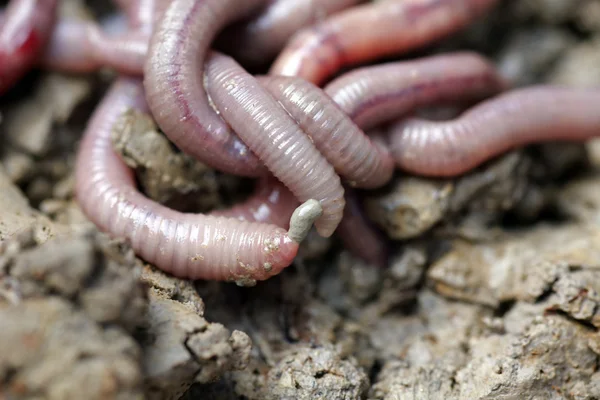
xmin=388 ymin=86 xmax=600 ymax=177
xmin=270 ymin=0 xmax=499 ymax=85
xmin=336 ymin=189 xmax=389 ymax=267
xmin=0 ymin=0 xmax=58 ymax=94
xmin=216 ymin=0 xmax=363 ymax=67
xmin=76 ymin=77 xmax=322 ymax=283
xmin=324 ymin=52 xmax=507 ymax=131
xmin=205 ymin=52 xmax=345 ymax=237
xmin=144 ymin=0 xmax=270 ymax=177
xmin=257 ymin=74 xmax=394 ymax=189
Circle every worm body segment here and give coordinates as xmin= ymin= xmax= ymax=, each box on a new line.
xmin=206 ymin=53 xmax=345 ymax=237
xmin=270 ymin=0 xmax=499 ymax=85
xmin=389 ymin=86 xmax=600 ymax=176
xmin=324 ymin=52 xmax=507 ymax=130
xmin=0 ymin=0 xmax=58 ymax=94
xmin=144 ymin=0 xmax=269 ymax=176
xmin=76 ymin=77 xmax=312 ymax=283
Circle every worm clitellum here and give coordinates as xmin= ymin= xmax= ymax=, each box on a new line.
xmin=270 ymin=0 xmax=499 ymax=85
xmin=324 ymin=52 xmax=507 ymax=130
xmin=0 ymin=0 xmax=57 ymax=94
xmin=389 ymin=86 xmax=600 ymax=176
xmin=75 ymin=77 xmax=322 ymax=284
xmin=217 ymin=0 xmax=363 ymax=68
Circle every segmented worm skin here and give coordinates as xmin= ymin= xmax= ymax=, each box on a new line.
xmin=144 ymin=0 xmax=269 ymax=177
xmin=206 ymin=52 xmax=345 ymax=237
xmin=270 ymin=0 xmax=499 ymax=85
xmin=258 ymin=75 xmax=394 ymax=189
xmin=389 ymin=86 xmax=600 ymax=176
xmin=213 ymin=177 xmax=300 ymax=230
xmin=0 ymin=0 xmax=57 ymax=94
xmin=217 ymin=0 xmax=363 ymax=67
xmin=324 ymin=52 xmax=507 ymax=130
xmin=337 ymin=189 xmax=389 ymax=267
xmin=76 ymin=77 xmax=301 ymax=282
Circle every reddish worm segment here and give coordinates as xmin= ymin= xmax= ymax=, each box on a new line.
xmin=76 ymin=77 xmax=321 ymax=283
xmin=0 ymin=0 xmax=57 ymax=94
xmin=270 ymin=0 xmax=499 ymax=85
xmin=337 ymin=189 xmax=389 ymax=267
xmin=389 ymin=86 xmax=600 ymax=176
xmin=324 ymin=52 xmax=507 ymax=131
xmin=217 ymin=0 xmax=364 ymax=67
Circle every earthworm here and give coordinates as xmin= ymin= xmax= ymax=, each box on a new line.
xmin=0 ymin=0 xmax=58 ymax=94
xmin=270 ymin=0 xmax=499 ymax=85
xmin=324 ymin=52 xmax=507 ymax=130
xmin=42 ymin=19 xmax=149 ymax=75
xmin=337 ymin=189 xmax=389 ymax=267
xmin=216 ymin=0 xmax=363 ymax=68
xmin=144 ymin=0 xmax=269 ymax=176
xmin=42 ymin=0 xmax=167 ymax=74
xmin=257 ymin=74 xmax=394 ymax=189
xmin=76 ymin=76 xmax=322 ymax=283
xmin=213 ymin=176 xmax=300 ymax=230
xmin=388 ymin=86 xmax=600 ymax=177
xmin=206 ymin=52 xmax=345 ymax=237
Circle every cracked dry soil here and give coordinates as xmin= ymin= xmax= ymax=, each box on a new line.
xmin=3 ymin=0 xmax=600 ymax=399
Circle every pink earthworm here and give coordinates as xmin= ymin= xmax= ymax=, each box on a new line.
xmin=257 ymin=74 xmax=394 ymax=189
xmin=0 ymin=0 xmax=57 ymax=94
xmin=144 ymin=0 xmax=270 ymax=176
xmin=213 ymin=176 xmax=300 ymax=230
xmin=76 ymin=76 xmax=322 ymax=283
xmin=388 ymin=86 xmax=600 ymax=177
xmin=41 ymin=19 xmax=149 ymax=75
xmin=41 ymin=0 xmax=168 ymax=74
xmin=205 ymin=52 xmax=345 ymax=237
xmin=324 ymin=52 xmax=507 ymax=131
xmin=270 ymin=0 xmax=499 ymax=85
xmin=216 ymin=0 xmax=364 ymax=68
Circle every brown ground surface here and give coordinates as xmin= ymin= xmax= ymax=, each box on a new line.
xmin=2 ymin=1 xmax=600 ymax=399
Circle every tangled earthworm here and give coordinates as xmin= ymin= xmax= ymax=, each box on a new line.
xmin=324 ymin=52 xmax=507 ymax=130
xmin=271 ymin=0 xmax=500 ymax=85
xmin=216 ymin=0 xmax=364 ymax=68
xmin=389 ymin=86 xmax=600 ymax=176
xmin=75 ymin=77 xmax=322 ymax=283
xmin=0 ymin=0 xmax=57 ymax=94
xmin=4 ymin=0 xmax=600 ymax=282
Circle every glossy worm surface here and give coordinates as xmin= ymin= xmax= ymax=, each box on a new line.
xmin=0 ymin=0 xmax=57 ymax=94
xmin=324 ymin=52 xmax=507 ymax=130
xmin=76 ymin=77 xmax=321 ymax=283
xmin=270 ymin=0 xmax=499 ymax=85
xmin=217 ymin=0 xmax=363 ymax=67
xmin=206 ymin=52 xmax=345 ymax=237
xmin=144 ymin=0 xmax=268 ymax=176
xmin=389 ymin=86 xmax=600 ymax=176
xmin=258 ymin=74 xmax=394 ymax=189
